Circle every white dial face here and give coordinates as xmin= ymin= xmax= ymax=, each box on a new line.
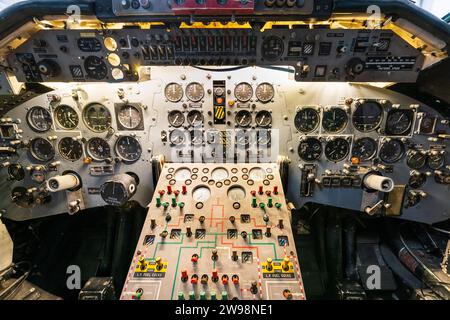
xmin=227 ymin=186 xmax=246 ymax=202
xmin=117 ymin=105 xmax=142 ymax=129
xmin=192 ymin=186 xmax=211 ymax=202
xmin=234 ymin=82 xmax=253 ymax=102
xmin=249 ymin=167 xmax=267 ymax=181
xmin=165 ymin=83 xmax=183 ymax=102
xmin=175 ymin=167 xmax=191 ymax=181
xmin=211 ymin=167 xmax=229 ymax=181
xmin=185 ymin=82 xmax=205 ymax=102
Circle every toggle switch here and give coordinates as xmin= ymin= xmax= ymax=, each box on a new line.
xmin=267 ymin=197 xmax=273 ymax=207
xmin=138 ymin=256 xmax=147 ymax=270
xmin=210 ymin=291 xmax=217 ymax=300
xmin=258 ymin=186 xmax=263 ymax=195
xmin=167 ymin=185 xmax=172 ymax=194
xmin=182 ymin=185 xmax=187 ymax=194
xmin=265 ymin=227 xmax=271 ymax=237
xmin=201 ymin=274 xmax=209 ymax=284
xmin=181 ymin=269 xmax=188 ymax=282
xmin=221 ymin=275 xmax=229 ymax=285
xmin=190 ymin=274 xmax=199 ymax=284
xmin=221 ymin=291 xmax=228 ymax=300
xmin=266 ymin=258 xmax=273 ymax=271
xmin=191 ymin=254 xmax=199 ymax=263
xmin=273 ymin=186 xmax=278 ymax=194
xmin=250 ymin=281 xmax=258 ymax=294
xmin=150 ymin=219 xmax=156 ymax=229
xmin=232 ymin=275 xmax=239 ymax=285
xmin=171 ymin=197 xmax=177 ymax=207
xmin=200 ymin=291 xmax=207 ymax=300
xmin=186 ymin=226 xmax=192 ymax=237
xmin=241 ymin=231 xmax=248 ymax=239
xmin=189 ymin=291 xmax=195 ymax=300
xmin=178 ymin=292 xmax=185 ymax=300
xmin=231 ymin=251 xmax=238 ymax=261
xmin=212 ymin=269 xmax=219 ymax=282
xmin=156 ymin=197 xmax=161 ymax=207
xmin=252 ymin=197 xmax=257 ymax=208
xmin=282 ymin=257 xmax=290 ymax=271
xmin=155 ymin=257 xmax=163 ymax=270
xmin=279 ymin=219 xmax=284 ymax=229
xmin=211 ymin=249 xmax=218 ymax=261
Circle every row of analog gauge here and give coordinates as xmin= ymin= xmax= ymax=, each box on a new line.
xmin=167 ymin=109 xmax=273 ymax=128
xmin=298 ymin=136 xmax=446 ymax=168
xmin=28 ymin=136 xmax=143 ymax=163
xmin=167 ymin=129 xmax=271 ymax=146
xmin=26 ymin=104 xmax=144 ymax=132
xmin=294 ymin=102 xmax=415 ymax=135
xmin=164 ymin=82 xmax=275 ymax=103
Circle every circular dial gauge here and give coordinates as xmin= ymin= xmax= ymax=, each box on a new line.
xmin=185 ymin=82 xmax=205 ymax=102
xmin=298 ymin=138 xmax=322 ymax=162
xmin=87 ymin=137 xmax=111 ymax=161
xmin=294 ymin=108 xmax=320 ymax=133
xmin=352 ymin=101 xmax=383 ymax=132
xmin=235 ymin=110 xmax=252 ymax=127
xmin=261 ymin=36 xmax=284 ymax=61
xmin=428 ymin=151 xmax=445 ymax=170
xmin=212 ymin=167 xmax=229 ymax=181
xmin=249 ymin=167 xmax=267 ymax=181
xmin=30 ymin=138 xmax=55 ymax=162
xmin=58 ymin=137 xmax=83 ymax=161
xmin=352 ymin=137 xmax=377 ymax=162
xmin=83 ymin=103 xmax=112 ymax=133
xmin=164 ymin=83 xmax=183 ymax=102
xmin=192 ymin=186 xmax=211 ymax=202
xmin=168 ymin=110 xmax=185 ymax=127
xmin=379 ymin=139 xmax=405 ymax=163
xmin=117 ymin=105 xmax=142 ymax=130
xmin=227 ymin=186 xmax=246 ymax=202
xmin=115 ymin=136 xmax=142 ymax=163
xmin=407 ymin=150 xmax=427 ymax=170
xmin=190 ymin=130 xmax=204 ymax=146
xmin=322 ymin=108 xmax=348 ymax=133
xmin=234 ymin=82 xmax=253 ymax=102
xmin=169 ymin=129 xmax=186 ymax=145
xmin=255 ymin=110 xmax=272 ymax=128
xmin=84 ymin=56 xmax=108 ymax=80
xmin=255 ymin=83 xmax=275 ymax=103
xmin=27 ymin=106 xmax=52 ymax=132
xmin=187 ymin=110 xmax=204 ymax=127
xmin=386 ymin=109 xmax=413 ymax=135
xmin=175 ymin=168 xmax=191 ymax=181
xmin=54 ymin=105 xmax=79 ymax=130
xmin=325 ymin=138 xmax=350 ymax=162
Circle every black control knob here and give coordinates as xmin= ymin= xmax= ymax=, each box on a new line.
xmin=100 ymin=173 xmax=138 ymax=206
xmin=37 ymin=59 xmax=61 ymax=77
xmin=345 ymin=58 xmax=365 ymax=77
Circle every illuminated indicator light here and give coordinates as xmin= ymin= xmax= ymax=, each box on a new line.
xmin=351 ymin=157 xmax=360 ymax=165
xmin=216 ymin=97 xmax=224 ymax=104
xmin=83 ymin=157 xmax=93 ymax=164
xmin=228 ymin=100 xmax=235 ymax=107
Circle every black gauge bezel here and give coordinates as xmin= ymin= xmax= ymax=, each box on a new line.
xmin=298 ymin=137 xmax=323 ymax=162
xmin=294 ymin=108 xmax=320 ymax=133
xmin=54 ymin=105 xmax=79 ymax=130
xmin=379 ymin=139 xmax=405 ymax=164
xmin=351 ymin=137 xmax=378 ymax=162
xmin=114 ymin=135 xmax=142 ymax=163
xmin=324 ymin=138 xmax=350 ymax=162
xmin=58 ymin=137 xmax=84 ymax=162
xmin=26 ymin=106 xmax=53 ymax=133
xmin=82 ymin=103 xmax=112 ymax=133
xmin=385 ymin=109 xmax=414 ymax=136
xmin=322 ymin=107 xmax=348 ymax=133
xmin=86 ymin=137 xmax=111 ymax=161
xmin=352 ymin=101 xmax=384 ymax=133
xmin=29 ymin=137 xmax=55 ymax=162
